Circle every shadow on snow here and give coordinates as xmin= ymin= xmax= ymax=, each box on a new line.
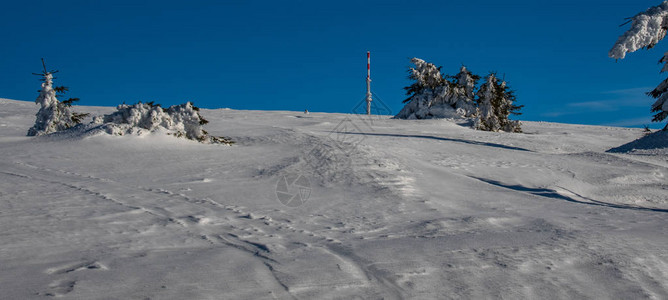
xmin=471 ymin=176 xmax=668 ymax=214
xmin=339 ymin=132 xmax=533 ymax=152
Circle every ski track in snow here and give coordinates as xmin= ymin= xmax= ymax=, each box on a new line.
xmin=0 ymin=98 xmax=667 ymax=299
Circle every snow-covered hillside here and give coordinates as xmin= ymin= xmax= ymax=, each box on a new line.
xmin=1 ymin=98 xmax=667 ymax=299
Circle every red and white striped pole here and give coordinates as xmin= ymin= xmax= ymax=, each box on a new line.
xmin=366 ymin=51 xmax=372 ymax=115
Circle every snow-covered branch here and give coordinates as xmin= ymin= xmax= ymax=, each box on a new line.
xmin=610 ymin=1 xmax=668 ymax=130
xmin=609 ymin=1 xmax=668 ymax=60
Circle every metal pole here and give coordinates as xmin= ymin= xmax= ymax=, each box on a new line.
xmin=366 ymin=51 xmax=372 ymax=115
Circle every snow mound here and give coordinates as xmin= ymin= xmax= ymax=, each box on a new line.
xmin=607 ymin=130 xmax=668 ymax=155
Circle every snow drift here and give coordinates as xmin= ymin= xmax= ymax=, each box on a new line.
xmin=608 ymin=130 xmax=668 ymax=155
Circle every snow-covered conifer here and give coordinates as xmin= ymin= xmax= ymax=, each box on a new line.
xmin=395 ymin=58 xmax=459 ymax=119
xmin=648 ymin=80 xmax=668 ymax=126
xmin=402 ymin=58 xmax=446 ymax=102
xmin=448 ymin=66 xmax=479 ymax=116
xmin=495 ymin=80 xmax=523 ymax=133
xmin=475 ymin=73 xmax=501 ymax=131
xmin=474 ymin=75 xmax=522 ymax=132
xmin=610 ymin=1 xmax=668 ymax=130
xmin=396 ymin=59 xmax=522 ymax=128
xmin=28 ymin=68 xmax=87 ymax=136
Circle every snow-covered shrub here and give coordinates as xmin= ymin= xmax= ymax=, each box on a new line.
xmin=27 ymin=72 xmax=88 ymax=136
xmin=100 ymin=102 xmax=173 ymax=136
xmin=610 ymin=1 xmax=668 ymax=130
xmin=100 ymin=102 xmax=232 ymax=144
xmin=166 ymin=102 xmax=210 ymax=141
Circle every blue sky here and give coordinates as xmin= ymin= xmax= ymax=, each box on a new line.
xmin=1 ymin=0 xmax=666 ymax=128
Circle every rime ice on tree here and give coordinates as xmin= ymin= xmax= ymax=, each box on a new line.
xmin=28 ymin=60 xmax=85 ymax=136
xmin=609 ymin=1 xmax=668 ymax=130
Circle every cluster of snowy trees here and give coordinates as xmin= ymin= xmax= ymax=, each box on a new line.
xmin=610 ymin=1 xmax=668 ymax=131
xmin=395 ymin=58 xmax=523 ymax=132
xmin=27 ymin=64 xmax=232 ymax=144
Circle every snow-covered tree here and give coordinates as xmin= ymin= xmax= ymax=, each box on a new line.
xmin=648 ymin=80 xmax=668 ymax=126
xmin=403 ymin=58 xmax=446 ymax=99
xmin=28 ymin=65 xmax=87 ymax=136
xmin=475 ymin=74 xmax=501 ymax=131
xmin=395 ymin=58 xmax=460 ymax=119
xmin=609 ymin=1 xmax=668 ymax=130
xmin=448 ymin=66 xmax=479 ymax=116
xmin=474 ymin=74 xmax=523 ymax=132
xmin=495 ymin=80 xmax=523 ymax=133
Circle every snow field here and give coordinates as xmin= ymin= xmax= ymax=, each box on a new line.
xmin=0 ymin=98 xmax=667 ymax=299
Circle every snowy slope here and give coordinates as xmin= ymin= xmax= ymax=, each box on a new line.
xmin=1 ymin=98 xmax=667 ymax=299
